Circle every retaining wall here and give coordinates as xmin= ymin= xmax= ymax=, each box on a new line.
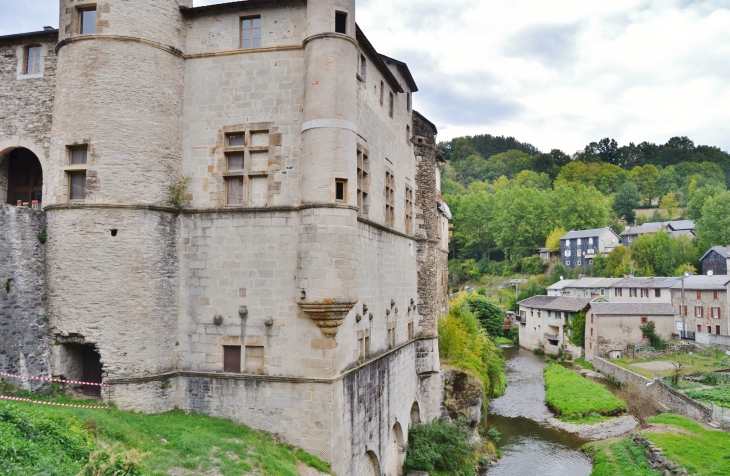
xmin=696 ymin=333 xmax=730 ymax=348
xmin=593 ymin=357 xmax=712 ymax=423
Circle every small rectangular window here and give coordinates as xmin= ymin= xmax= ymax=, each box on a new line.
xmin=69 ymin=172 xmax=86 ymax=201
xmin=79 ymin=8 xmax=96 ymax=35
xmin=698 ymin=324 xmax=702 ymax=333
xmin=24 ymin=45 xmax=41 ymax=75
xmin=655 ymin=289 xmax=661 ymax=298
xmin=697 ymin=290 xmax=702 ymax=299
xmin=708 ymin=326 xmax=712 ymax=334
xmin=69 ymin=146 xmax=88 ymax=165
xmin=228 ymin=134 xmax=246 ymax=147
xmin=404 ymin=186 xmax=413 ymax=234
xmin=385 ymin=171 xmax=395 ymax=227
xmin=406 ymin=92 xmax=411 ymax=112
xmin=717 ymin=325 xmax=721 ymax=335
xmin=360 ymin=54 xmax=367 ymax=81
xmin=335 ymin=179 xmax=347 ymax=202
xmin=357 ymin=149 xmax=370 ymax=216
xmin=244 ymin=346 xmax=265 ymax=374
xmin=241 ymin=17 xmax=262 ymax=49
xmin=641 ymin=289 xmax=649 ymax=298
xmin=388 ymin=327 xmax=396 ymax=349
xmin=406 ymin=125 xmax=411 ymax=143
xmin=227 ymin=152 xmax=245 ymax=171
xmin=223 ymin=346 xmax=241 ymax=373
xmin=714 ymin=290 xmax=719 ymax=299
xmin=335 ymin=11 xmax=348 ymax=34
xmin=226 ymin=177 xmax=244 ymax=206
xmin=695 ymin=306 xmax=704 ymax=317
xmin=389 ymin=92 xmax=394 ymax=118
xmin=380 ymin=81 xmax=384 ymax=106
xmin=641 ymin=317 xmax=648 ymax=324
xmin=408 ymin=322 xmax=414 ymax=340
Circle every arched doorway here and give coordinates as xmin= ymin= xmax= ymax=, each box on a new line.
xmin=1 ymin=148 xmax=43 ymax=207
xmin=357 ymin=451 xmax=381 ymax=476
xmin=410 ymin=402 xmax=421 ymax=427
xmin=385 ymin=423 xmax=406 ymax=476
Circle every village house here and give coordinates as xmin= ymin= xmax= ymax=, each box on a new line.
xmin=0 ymin=1 xmax=450 ymax=474
xmin=584 ymin=302 xmax=677 ymax=360
xmin=560 ymin=227 xmax=621 ymax=269
xmin=670 ymin=275 xmax=730 ymax=338
xmin=607 ymin=276 xmax=678 ymax=303
xmin=700 ymin=246 xmax=730 ymax=276
xmin=556 ymin=277 xmax=620 ymax=299
xmin=517 ymin=296 xmax=590 ymax=358
xmin=546 ymin=279 xmax=578 ymax=296
xmin=620 ymin=220 xmax=696 ymax=246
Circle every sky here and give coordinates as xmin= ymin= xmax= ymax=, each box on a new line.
xmin=2 ymin=0 xmax=729 ymax=153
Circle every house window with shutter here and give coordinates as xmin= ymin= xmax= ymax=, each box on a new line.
xmin=712 ymin=307 xmax=721 ymax=319
xmin=223 ymin=346 xmax=241 ymax=373
xmin=695 ymin=306 xmax=704 ymax=318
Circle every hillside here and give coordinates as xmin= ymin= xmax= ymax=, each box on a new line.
xmin=0 ymin=398 xmax=330 ymax=476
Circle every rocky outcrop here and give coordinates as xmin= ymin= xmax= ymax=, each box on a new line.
xmin=441 ymin=368 xmax=484 ymax=429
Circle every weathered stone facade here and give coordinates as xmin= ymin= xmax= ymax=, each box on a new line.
xmin=0 ymin=205 xmax=50 ymax=386
xmin=0 ymin=1 xmax=449 ymax=474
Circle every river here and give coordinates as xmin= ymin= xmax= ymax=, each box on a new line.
xmin=485 ymin=347 xmax=594 ymax=476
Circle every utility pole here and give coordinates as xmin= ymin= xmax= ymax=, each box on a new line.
xmin=681 ymin=270 xmax=690 ymax=338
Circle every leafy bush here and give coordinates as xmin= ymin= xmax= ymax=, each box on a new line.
xmin=584 ymin=438 xmax=659 ymax=476
xmin=508 ymin=326 xmax=519 ymax=344
xmin=566 ymin=310 xmax=586 ymax=348
xmin=544 ymin=365 xmax=627 ymax=420
xmin=639 ymin=321 xmax=666 ymax=350
xmin=439 ymin=294 xmax=506 ymax=398
xmin=465 ymin=294 xmax=505 ymax=338
xmin=403 ymin=419 xmax=480 ymax=476
xmin=533 ymin=348 xmax=545 ymax=356
xmin=520 ymin=256 xmax=548 ymax=275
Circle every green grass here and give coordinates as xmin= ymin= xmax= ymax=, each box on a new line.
xmin=685 ymin=385 xmax=730 ymax=407
xmin=574 ymin=358 xmax=595 ymax=371
xmin=561 ymin=413 xmax=611 ymax=425
xmin=645 ymin=414 xmax=730 ymax=475
xmin=544 ymin=365 xmax=627 ymax=420
xmin=613 ymin=351 xmax=730 ymax=380
xmin=493 ymin=336 xmax=514 ymax=346
xmin=584 ymin=438 xmax=660 ymax=476
xmin=0 ymin=399 xmax=331 ymax=476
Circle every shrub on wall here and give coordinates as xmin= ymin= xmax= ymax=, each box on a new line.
xmin=439 ymin=294 xmax=506 ymax=398
xmin=403 ymin=419 xmax=480 ymax=476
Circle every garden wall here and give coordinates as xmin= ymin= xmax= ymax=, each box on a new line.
xmin=593 ymin=357 xmax=712 ymax=423
xmin=695 ymin=333 xmax=730 ymax=349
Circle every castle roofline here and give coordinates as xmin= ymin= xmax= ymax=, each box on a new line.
xmin=379 ymin=54 xmax=418 ymax=92
xmin=180 ymin=0 xmax=296 ymax=15
xmin=356 ymin=25 xmax=404 ymax=94
xmin=0 ymin=28 xmax=58 ymax=42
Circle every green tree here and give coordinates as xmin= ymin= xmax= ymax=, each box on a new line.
xmin=612 ymin=182 xmax=641 ymax=223
xmin=546 ymin=227 xmax=567 ymax=253
xmin=696 ymin=191 xmax=730 ymax=247
xmin=686 ymin=185 xmax=723 ymax=221
xmin=629 ymin=165 xmax=660 ymax=206
xmin=606 ymin=246 xmax=633 ymax=277
xmin=551 ymin=185 xmax=611 ymax=231
xmin=492 ymin=187 xmax=550 ymax=261
xmin=512 ymin=170 xmax=552 ymax=190
xmin=450 ymin=191 xmax=496 ymax=260
xmin=657 ymin=165 xmax=681 ymax=195
xmin=660 ymin=192 xmax=679 ymax=219
xmin=594 ymin=163 xmax=629 ymax=195
xmin=465 ymin=294 xmax=505 ymax=338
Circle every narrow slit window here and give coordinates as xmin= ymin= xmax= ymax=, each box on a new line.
xmin=380 ymin=81 xmax=384 ymax=106
xmin=24 ymin=45 xmax=41 ymax=75
xmin=79 ymin=8 xmax=96 ymax=35
xmin=406 ymin=92 xmax=411 ymax=111
xmin=360 ymin=54 xmax=367 ymax=80
xmin=241 ymin=17 xmax=262 ymax=49
xmin=389 ymin=92 xmax=394 ymax=118
xmin=335 ymin=179 xmax=347 ymax=202
xmin=69 ymin=172 xmax=86 ymax=201
xmin=335 ymin=11 xmax=348 ymax=34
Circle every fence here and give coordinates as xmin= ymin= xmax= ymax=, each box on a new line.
xmin=0 ymin=371 xmax=109 ymax=409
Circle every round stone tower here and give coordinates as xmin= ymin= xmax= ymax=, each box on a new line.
xmin=297 ymin=0 xmax=360 ymax=338
xmin=45 ymin=0 xmax=191 ymax=410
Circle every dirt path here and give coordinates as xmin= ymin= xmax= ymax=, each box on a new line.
xmin=547 ymin=415 xmax=639 ymax=439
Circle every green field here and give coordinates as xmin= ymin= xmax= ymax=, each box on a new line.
xmin=543 ymin=365 xmax=627 ymax=420
xmin=645 ymin=414 xmax=730 ymax=476
xmin=612 ymin=351 xmax=730 ymax=380
xmin=574 ymin=358 xmax=595 ymax=371
xmin=0 ymin=400 xmax=330 ymax=476
xmin=584 ymin=438 xmax=660 ymax=476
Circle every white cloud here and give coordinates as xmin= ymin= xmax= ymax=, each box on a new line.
xmin=2 ymin=0 xmax=729 ymax=152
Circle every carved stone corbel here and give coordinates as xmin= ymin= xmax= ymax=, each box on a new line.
xmin=299 ymin=298 xmax=358 ymax=337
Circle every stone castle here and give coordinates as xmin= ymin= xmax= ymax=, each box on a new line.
xmin=0 ymin=1 xmax=450 ymax=474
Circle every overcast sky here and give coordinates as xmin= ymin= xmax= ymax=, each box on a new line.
xmin=2 ymin=0 xmax=729 ymax=153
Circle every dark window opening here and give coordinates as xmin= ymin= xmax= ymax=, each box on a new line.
xmin=360 ymin=54 xmax=367 ymax=80
xmin=69 ymin=146 xmax=88 ymax=165
xmin=79 ymin=8 xmax=96 ymax=35
xmin=335 ymin=179 xmax=346 ymax=202
xmin=223 ymin=346 xmax=242 ymax=373
xmin=655 ymin=289 xmax=661 ymax=298
xmin=110 ymin=229 xmax=118 ymax=237
xmin=389 ymin=92 xmax=394 ymax=118
xmin=717 ymin=325 xmax=721 ymax=335
xmin=4 ymin=148 xmax=43 ymax=207
xmin=335 ymin=11 xmax=348 ymax=34
xmin=69 ymin=172 xmax=87 ymax=201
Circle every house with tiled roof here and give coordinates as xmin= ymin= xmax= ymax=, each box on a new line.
xmin=560 ymin=228 xmax=621 ymax=269
xmin=517 ymin=295 xmax=591 ymax=357
xmin=700 ymin=246 xmax=730 ymax=276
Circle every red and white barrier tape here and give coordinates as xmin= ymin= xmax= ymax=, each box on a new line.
xmin=0 ymin=371 xmax=109 ymax=387
xmin=0 ymin=394 xmax=109 ymax=409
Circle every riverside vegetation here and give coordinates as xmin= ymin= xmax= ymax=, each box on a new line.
xmin=404 ymin=294 xmax=507 ymax=475
xmin=0 ymin=397 xmax=330 ymax=475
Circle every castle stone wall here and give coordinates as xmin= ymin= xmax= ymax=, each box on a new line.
xmin=0 ymin=205 xmax=50 ymax=385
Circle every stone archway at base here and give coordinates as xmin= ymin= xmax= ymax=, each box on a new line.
xmin=357 ymin=451 xmax=381 ymax=476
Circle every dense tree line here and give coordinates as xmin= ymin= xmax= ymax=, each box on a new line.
xmin=442 ymin=134 xmax=730 ymax=281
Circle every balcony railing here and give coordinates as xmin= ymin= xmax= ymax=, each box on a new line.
xmin=680 ymin=331 xmax=696 ymax=341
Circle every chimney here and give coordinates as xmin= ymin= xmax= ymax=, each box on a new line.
xmin=43 ymin=26 xmax=54 ymax=31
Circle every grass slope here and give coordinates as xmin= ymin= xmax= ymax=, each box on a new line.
xmin=0 ymin=400 xmax=331 ymax=476
xmin=645 ymin=414 xmax=730 ymax=476
xmin=543 ymin=365 xmax=626 ymax=420
xmin=584 ymin=439 xmax=660 ymax=476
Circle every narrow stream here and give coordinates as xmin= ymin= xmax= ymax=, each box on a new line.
xmin=485 ymin=347 xmax=593 ymax=476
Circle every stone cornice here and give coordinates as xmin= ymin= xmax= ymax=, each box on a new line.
xmin=43 ymin=202 xmax=358 ymax=215
xmin=302 ymin=32 xmax=359 ymax=48
xmin=56 ymin=35 xmax=184 ymax=58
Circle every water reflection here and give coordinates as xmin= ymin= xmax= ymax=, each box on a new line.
xmin=486 ymin=347 xmax=593 ymax=476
